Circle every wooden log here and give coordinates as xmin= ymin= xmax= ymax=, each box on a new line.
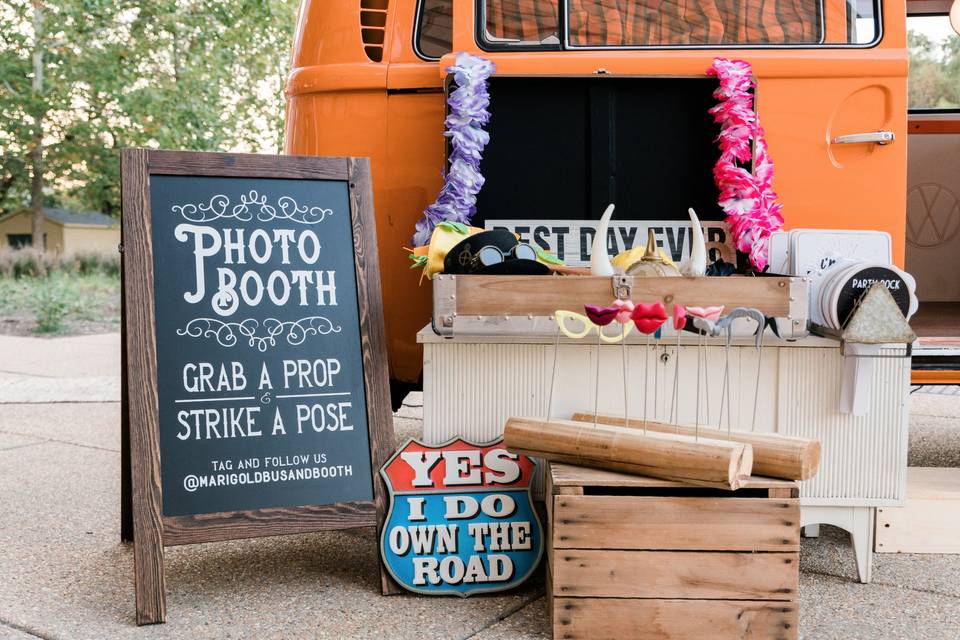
xmin=504 ymin=417 xmax=753 ymax=490
xmin=570 ymin=412 xmax=821 ymax=481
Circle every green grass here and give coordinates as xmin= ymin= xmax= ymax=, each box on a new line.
xmin=0 ymin=273 xmax=120 ymax=335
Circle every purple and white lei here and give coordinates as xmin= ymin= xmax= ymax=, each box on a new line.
xmin=412 ymin=53 xmax=496 ymax=246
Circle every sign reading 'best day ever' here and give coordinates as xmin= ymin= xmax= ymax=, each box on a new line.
xmin=380 ymin=438 xmax=543 ymax=596
xmin=122 ymin=150 xmax=395 ymax=624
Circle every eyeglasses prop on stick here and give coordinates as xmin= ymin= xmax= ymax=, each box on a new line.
xmin=551 ymin=308 xmax=635 ymax=429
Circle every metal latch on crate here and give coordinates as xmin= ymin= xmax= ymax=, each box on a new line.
xmin=612 ymin=275 xmax=632 ymax=300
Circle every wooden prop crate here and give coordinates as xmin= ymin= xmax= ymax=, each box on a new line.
xmin=545 ymin=462 xmax=800 ymax=640
xmin=431 ymin=274 xmax=809 ymax=340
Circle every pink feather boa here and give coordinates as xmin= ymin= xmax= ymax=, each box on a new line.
xmin=707 ymin=58 xmax=783 ymax=271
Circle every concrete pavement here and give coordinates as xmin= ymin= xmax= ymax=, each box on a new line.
xmin=1 ymin=333 xmax=960 ymax=639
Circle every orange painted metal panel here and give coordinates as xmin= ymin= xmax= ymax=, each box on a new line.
xmin=909 ymin=119 xmax=960 ymax=134
xmin=912 ymin=370 xmax=960 ymax=385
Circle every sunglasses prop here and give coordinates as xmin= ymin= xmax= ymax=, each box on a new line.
xmin=460 ymin=242 xmax=537 ymax=270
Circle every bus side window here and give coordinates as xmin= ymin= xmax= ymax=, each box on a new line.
xmin=907 ymin=13 xmax=960 ymax=111
xmin=416 ymin=0 xmax=453 ymax=59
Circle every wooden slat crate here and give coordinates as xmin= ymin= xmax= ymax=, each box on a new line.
xmin=430 ymin=274 xmax=809 ymax=339
xmin=545 ymin=462 xmax=800 ymax=640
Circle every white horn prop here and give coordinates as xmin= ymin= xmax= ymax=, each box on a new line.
xmin=682 ymin=207 xmax=707 ymax=277
xmin=590 ymin=204 xmax=616 ymax=276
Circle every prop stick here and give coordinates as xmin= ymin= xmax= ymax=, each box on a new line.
xmin=568 ymin=412 xmax=821 ymax=481
xmin=631 ymin=302 xmax=668 ymax=434
xmin=612 ymin=300 xmax=635 ymax=429
xmin=653 ymin=327 xmax=663 ymax=422
xmin=720 ymin=323 xmax=733 ymax=437
xmin=593 ymin=329 xmax=601 ymax=426
xmin=545 ymin=323 xmax=561 ymax=423
xmin=714 ymin=308 xmax=766 ymax=438
xmin=505 ymin=417 xmax=754 ymax=490
xmin=751 ymin=319 xmax=767 ymax=432
xmin=669 ymin=304 xmax=687 ymax=432
xmin=585 ymin=305 xmax=621 ymax=429
xmin=687 ymin=307 xmax=724 ymax=441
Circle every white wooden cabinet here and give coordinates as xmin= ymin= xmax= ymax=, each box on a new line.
xmin=419 ymin=328 xmax=911 ymax=582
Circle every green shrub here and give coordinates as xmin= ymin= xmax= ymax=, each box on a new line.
xmin=0 ymin=248 xmax=120 ymax=279
xmin=31 ymin=277 xmax=70 ymax=333
xmin=10 ymin=248 xmax=46 ymax=278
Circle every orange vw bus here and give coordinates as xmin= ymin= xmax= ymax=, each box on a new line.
xmin=285 ymin=0 xmax=960 ymax=406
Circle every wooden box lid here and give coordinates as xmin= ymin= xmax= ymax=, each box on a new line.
xmin=549 ymin=461 xmax=798 ymax=493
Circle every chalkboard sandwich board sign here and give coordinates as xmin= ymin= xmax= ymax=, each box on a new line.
xmin=120 ymin=150 xmax=397 ymax=625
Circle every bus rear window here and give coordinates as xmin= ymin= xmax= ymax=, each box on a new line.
xmin=483 ymin=0 xmax=561 ymax=47
xmin=480 ymin=0 xmax=881 ymax=49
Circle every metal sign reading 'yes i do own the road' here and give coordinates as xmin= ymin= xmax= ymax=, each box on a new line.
xmin=121 ymin=150 xmax=396 ymax=625
xmin=380 ymin=437 xmax=543 ymax=596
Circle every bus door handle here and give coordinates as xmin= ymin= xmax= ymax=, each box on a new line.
xmin=831 ymin=131 xmax=896 ymax=145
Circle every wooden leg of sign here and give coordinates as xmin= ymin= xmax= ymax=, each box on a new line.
xmin=131 ymin=458 xmax=166 ymax=625
xmin=120 ymin=276 xmax=133 ymax=543
xmin=122 ymin=149 xmax=167 ymax=624
xmin=375 ymin=475 xmax=402 ymax=595
xmin=347 ymin=157 xmax=403 ymax=597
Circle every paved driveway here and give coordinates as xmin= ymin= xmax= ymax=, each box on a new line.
xmin=1 ymin=334 xmax=959 ymax=639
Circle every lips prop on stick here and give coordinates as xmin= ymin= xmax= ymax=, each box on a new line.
xmin=584 ymin=304 xmax=622 ymax=429
xmin=584 ymin=304 xmax=620 ymax=327
xmin=632 ymin=302 xmax=669 ymax=334
xmin=630 ymin=302 xmax=668 ymax=434
xmin=684 ymin=305 xmax=725 ymax=441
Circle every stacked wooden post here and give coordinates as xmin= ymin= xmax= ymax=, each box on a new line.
xmin=569 ymin=412 xmax=821 ymax=481
xmin=505 ymin=417 xmax=754 ymax=490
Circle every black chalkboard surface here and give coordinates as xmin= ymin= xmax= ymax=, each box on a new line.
xmin=121 ymin=150 xmax=397 ymax=624
xmin=150 ymin=175 xmax=373 ymax=516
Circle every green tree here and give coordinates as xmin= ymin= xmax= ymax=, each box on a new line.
xmin=908 ymin=29 xmax=960 ymax=110
xmin=0 ymin=0 xmax=296 ymax=241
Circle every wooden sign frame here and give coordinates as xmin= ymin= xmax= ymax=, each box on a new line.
xmin=120 ymin=149 xmax=398 ymax=625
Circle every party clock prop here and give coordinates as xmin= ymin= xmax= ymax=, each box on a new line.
xmin=379 ymin=437 xmax=543 ymax=596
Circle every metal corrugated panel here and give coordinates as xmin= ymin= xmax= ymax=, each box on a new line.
xmin=424 ymin=342 xmax=550 ymax=494
xmin=424 ymin=343 xmax=548 ymax=444
xmin=777 ymin=348 xmax=909 ymax=505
